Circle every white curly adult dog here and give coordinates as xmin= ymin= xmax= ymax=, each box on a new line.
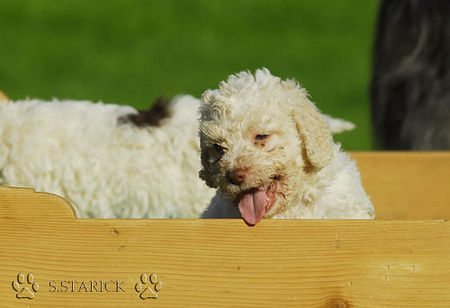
xmin=199 ymin=68 xmax=374 ymax=225
xmin=0 ymin=81 xmax=355 ymax=219
xmin=0 ymin=95 xmax=212 ymax=218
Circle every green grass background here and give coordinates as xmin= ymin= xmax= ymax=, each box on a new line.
xmin=0 ymin=0 xmax=379 ymax=150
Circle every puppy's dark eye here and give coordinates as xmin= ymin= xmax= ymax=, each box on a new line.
xmin=255 ymin=134 xmax=269 ymax=141
xmin=213 ymin=143 xmax=225 ymax=154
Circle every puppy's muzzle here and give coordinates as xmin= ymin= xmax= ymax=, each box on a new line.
xmin=226 ymin=168 xmax=246 ymax=186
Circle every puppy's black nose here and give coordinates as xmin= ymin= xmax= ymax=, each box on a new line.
xmin=226 ymin=168 xmax=246 ymax=185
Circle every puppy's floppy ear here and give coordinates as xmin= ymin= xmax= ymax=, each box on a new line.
xmin=292 ymin=96 xmax=334 ymax=170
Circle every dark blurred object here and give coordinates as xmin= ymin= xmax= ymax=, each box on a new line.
xmin=370 ymin=0 xmax=450 ymax=150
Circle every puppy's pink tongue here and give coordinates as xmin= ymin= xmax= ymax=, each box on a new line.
xmin=238 ymin=188 xmax=267 ymax=226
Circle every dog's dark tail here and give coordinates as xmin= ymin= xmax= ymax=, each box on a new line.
xmin=119 ymin=96 xmax=172 ymax=127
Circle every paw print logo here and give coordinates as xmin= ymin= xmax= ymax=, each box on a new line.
xmin=12 ymin=273 xmax=40 ymax=299
xmin=135 ymin=273 xmax=162 ymax=300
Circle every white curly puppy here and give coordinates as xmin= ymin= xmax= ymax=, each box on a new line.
xmin=0 ymin=87 xmax=355 ymax=219
xmin=200 ymin=68 xmax=374 ymax=225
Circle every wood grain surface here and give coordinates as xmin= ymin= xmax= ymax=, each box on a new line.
xmin=0 ymin=152 xmax=449 ymax=307
xmin=352 ymin=152 xmax=450 ymax=219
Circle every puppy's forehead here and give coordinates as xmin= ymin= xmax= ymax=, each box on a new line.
xmin=209 ymin=90 xmax=292 ymax=124
xmin=201 ymin=102 xmax=289 ymax=142
xmin=200 ymin=69 xmax=309 ymax=140
xmin=202 ymin=71 xmax=306 ymax=117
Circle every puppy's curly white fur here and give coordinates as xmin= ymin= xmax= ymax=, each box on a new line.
xmin=0 ymin=80 xmax=356 ymax=219
xmin=200 ymin=68 xmax=374 ymax=224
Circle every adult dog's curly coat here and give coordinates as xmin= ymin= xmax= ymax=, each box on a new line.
xmin=371 ymin=0 xmax=450 ymax=150
xmin=0 ymin=95 xmax=214 ymax=218
xmin=200 ymin=69 xmax=374 ymax=225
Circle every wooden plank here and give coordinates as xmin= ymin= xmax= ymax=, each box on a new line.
xmin=1 ymin=186 xmax=450 ymax=307
xmin=0 ymin=90 xmax=9 ymax=102
xmin=351 ymin=152 xmax=450 ymax=220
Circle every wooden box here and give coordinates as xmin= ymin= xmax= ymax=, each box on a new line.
xmin=1 ymin=152 xmax=449 ymax=307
